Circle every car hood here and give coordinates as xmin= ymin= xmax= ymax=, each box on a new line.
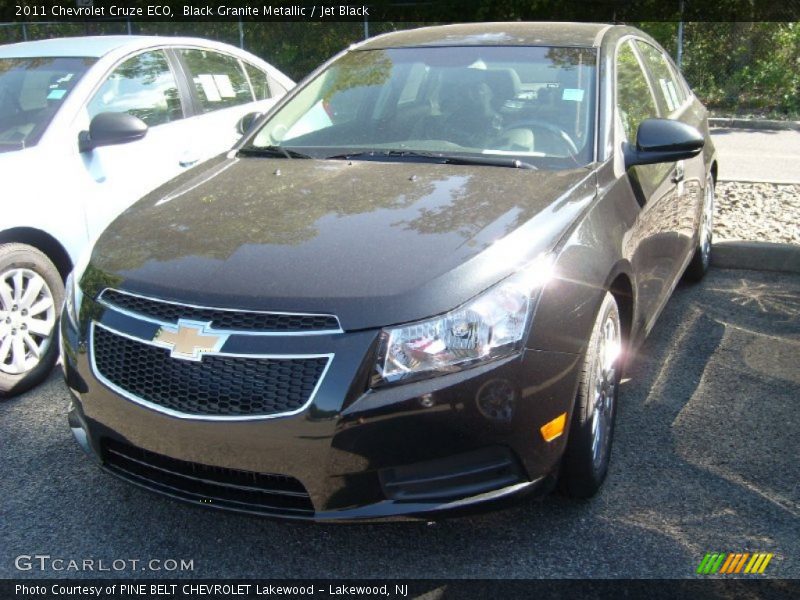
xmin=91 ymin=154 xmax=595 ymax=330
xmin=0 ymin=145 xmax=34 ymax=166
xmin=0 ymin=143 xmax=25 ymax=154
xmin=0 ymin=147 xmax=45 ymax=210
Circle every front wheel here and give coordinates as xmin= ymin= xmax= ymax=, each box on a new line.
xmin=0 ymin=243 xmax=64 ymax=398
xmin=559 ymin=292 xmax=621 ymax=498
xmin=684 ymin=173 xmax=715 ymax=282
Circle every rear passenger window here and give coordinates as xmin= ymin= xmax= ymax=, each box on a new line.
xmin=243 ymin=62 xmax=272 ymax=100
xmin=179 ymin=49 xmax=253 ymax=112
xmin=635 ymin=40 xmax=686 ymax=113
xmin=616 ymin=41 xmax=658 ymax=142
xmin=87 ymin=50 xmax=182 ymax=127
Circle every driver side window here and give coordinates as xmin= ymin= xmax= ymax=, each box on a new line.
xmin=86 ymin=50 xmax=182 ymax=128
xmin=616 ymin=41 xmax=658 ymax=143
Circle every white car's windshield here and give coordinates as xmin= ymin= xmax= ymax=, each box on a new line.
xmin=0 ymin=56 xmax=95 ymax=152
xmin=247 ymin=46 xmax=597 ymax=169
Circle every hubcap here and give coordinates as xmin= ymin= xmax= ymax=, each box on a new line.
xmin=590 ymin=316 xmax=620 ymax=468
xmin=0 ymin=268 xmax=56 ymax=375
xmin=700 ymin=178 xmax=714 ymax=267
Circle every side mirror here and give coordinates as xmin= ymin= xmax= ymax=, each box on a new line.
xmin=236 ymin=112 xmax=263 ymax=135
xmin=625 ymin=118 xmax=704 ymax=168
xmin=78 ymin=112 xmax=148 ymax=153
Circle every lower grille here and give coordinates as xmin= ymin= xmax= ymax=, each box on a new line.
xmin=91 ymin=325 xmax=329 ymax=418
xmin=102 ymin=438 xmax=315 ymax=517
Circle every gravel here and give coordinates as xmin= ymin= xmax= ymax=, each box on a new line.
xmin=715 ymin=182 xmax=800 ymax=245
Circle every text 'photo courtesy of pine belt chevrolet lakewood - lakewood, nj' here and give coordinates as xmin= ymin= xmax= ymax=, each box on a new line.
xmin=7 ymin=22 xmax=717 ymax=521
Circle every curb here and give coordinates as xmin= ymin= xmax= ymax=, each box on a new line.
xmin=709 ymin=117 xmax=800 ymax=131
xmin=716 ymin=177 xmax=800 ymax=185
xmin=712 ymin=241 xmax=800 ymax=274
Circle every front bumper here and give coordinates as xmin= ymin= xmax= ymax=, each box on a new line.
xmin=61 ymin=301 xmax=582 ymax=521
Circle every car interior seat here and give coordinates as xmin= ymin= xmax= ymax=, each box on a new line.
xmin=484 ymin=68 xmax=522 ymax=112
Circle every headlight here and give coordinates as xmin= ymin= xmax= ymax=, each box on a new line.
xmin=64 ymin=246 xmax=92 ymax=330
xmin=373 ymin=255 xmax=554 ymax=386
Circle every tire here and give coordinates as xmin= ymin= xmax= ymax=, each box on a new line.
xmin=0 ymin=243 xmax=64 ymax=398
xmin=559 ymin=292 xmax=621 ymax=498
xmin=684 ymin=173 xmax=715 ymax=282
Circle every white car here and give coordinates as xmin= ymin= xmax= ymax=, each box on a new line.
xmin=0 ymin=36 xmax=294 ymax=395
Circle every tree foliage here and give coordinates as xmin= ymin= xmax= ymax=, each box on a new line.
xmin=1 ymin=18 xmax=798 ymax=115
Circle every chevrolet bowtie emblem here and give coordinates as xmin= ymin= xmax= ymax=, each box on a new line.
xmin=152 ymin=320 xmax=228 ymax=361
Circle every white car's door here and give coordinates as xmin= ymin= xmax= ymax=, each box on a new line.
xmin=173 ymin=47 xmax=285 ymax=163
xmin=73 ymin=49 xmax=199 ymax=239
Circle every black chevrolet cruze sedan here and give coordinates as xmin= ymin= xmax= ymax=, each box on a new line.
xmin=61 ymin=23 xmax=717 ymax=520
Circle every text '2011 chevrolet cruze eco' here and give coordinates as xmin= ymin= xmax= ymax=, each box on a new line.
xmin=61 ymin=23 xmax=717 ymax=520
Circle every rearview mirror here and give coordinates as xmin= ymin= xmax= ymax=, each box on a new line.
xmin=625 ymin=118 xmax=704 ymax=168
xmin=79 ymin=112 xmax=148 ymax=153
xmin=237 ymin=112 xmax=263 ymax=135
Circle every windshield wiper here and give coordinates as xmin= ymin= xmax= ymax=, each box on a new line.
xmin=326 ymin=149 xmax=536 ymax=169
xmin=325 ymin=149 xmax=436 ymax=161
xmin=238 ymin=145 xmax=313 ymax=159
xmin=439 ymin=154 xmax=537 ymax=170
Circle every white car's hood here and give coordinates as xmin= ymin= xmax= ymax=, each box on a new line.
xmin=0 ymin=144 xmax=40 ymax=172
xmin=0 ymin=146 xmax=47 ymax=213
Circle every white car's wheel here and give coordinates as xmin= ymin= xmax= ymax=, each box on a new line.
xmin=0 ymin=243 xmax=64 ymax=397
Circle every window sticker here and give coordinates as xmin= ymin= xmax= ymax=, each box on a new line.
xmin=213 ymin=74 xmax=236 ymax=98
xmin=47 ymin=89 xmax=67 ymax=100
xmin=197 ymin=74 xmax=222 ymax=102
xmin=659 ymin=79 xmax=676 ymax=111
xmin=562 ymin=88 xmax=584 ymax=102
xmin=666 ymin=81 xmax=681 ymax=109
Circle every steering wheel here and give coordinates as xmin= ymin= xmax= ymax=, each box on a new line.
xmin=501 ymin=119 xmax=580 ymax=156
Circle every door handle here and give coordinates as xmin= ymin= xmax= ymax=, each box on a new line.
xmin=179 ymin=156 xmax=199 ymax=168
xmin=671 ymin=161 xmax=685 ymax=183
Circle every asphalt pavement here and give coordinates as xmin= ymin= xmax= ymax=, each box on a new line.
xmin=1 ymin=267 xmax=798 ymax=579
xmin=711 ymin=127 xmax=800 ymax=184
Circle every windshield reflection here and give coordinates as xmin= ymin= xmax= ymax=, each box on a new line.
xmin=248 ymin=46 xmax=597 ymax=169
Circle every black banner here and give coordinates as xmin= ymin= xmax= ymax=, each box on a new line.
xmin=3 ymin=579 xmax=800 ymax=600
xmin=1 ymin=0 xmax=800 ymax=23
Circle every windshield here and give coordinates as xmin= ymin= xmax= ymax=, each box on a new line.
xmin=0 ymin=56 xmax=95 ymax=152
xmin=247 ymin=46 xmax=597 ymax=169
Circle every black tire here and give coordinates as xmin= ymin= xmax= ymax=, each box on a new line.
xmin=0 ymin=243 xmax=64 ymax=398
xmin=559 ymin=292 xmax=621 ymax=498
xmin=684 ymin=174 xmax=715 ymax=282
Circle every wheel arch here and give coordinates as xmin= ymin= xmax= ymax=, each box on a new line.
xmin=0 ymin=228 xmax=73 ymax=281
xmin=607 ymin=271 xmax=635 ymax=374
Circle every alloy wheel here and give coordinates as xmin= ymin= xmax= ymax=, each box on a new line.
xmin=590 ymin=315 xmax=620 ymax=468
xmin=700 ymin=177 xmax=715 ymax=268
xmin=0 ymin=268 xmax=56 ymax=375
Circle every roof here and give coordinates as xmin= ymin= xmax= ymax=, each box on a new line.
xmin=359 ymin=22 xmax=614 ymax=50
xmin=0 ymin=35 xmax=218 ymax=59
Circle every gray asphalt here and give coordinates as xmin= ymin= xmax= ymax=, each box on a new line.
xmin=711 ymin=127 xmax=800 ymax=184
xmin=1 ymin=267 xmax=798 ymax=579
